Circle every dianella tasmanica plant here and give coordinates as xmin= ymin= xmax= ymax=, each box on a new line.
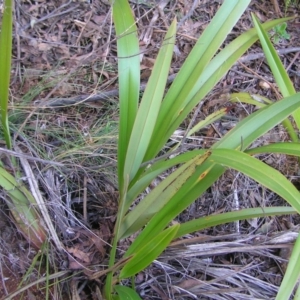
xmin=103 ymin=0 xmax=300 ymax=298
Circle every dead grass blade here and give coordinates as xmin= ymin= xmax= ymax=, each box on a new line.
xmin=14 ymin=145 xmax=63 ymax=250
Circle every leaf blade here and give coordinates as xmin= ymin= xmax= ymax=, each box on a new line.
xmin=251 ymin=14 xmax=295 ymax=97
xmin=123 ymin=93 xmax=300 ymax=242
xmin=214 ymin=93 xmax=300 ymax=150
xmin=142 ymin=17 xmax=292 ymax=164
xmin=210 ymin=149 xmax=300 ymax=213
xmin=176 ymin=206 xmax=296 ymax=238
xmin=124 ymin=19 xmax=176 ymax=182
xmin=120 ymin=224 xmax=179 ymax=279
xmin=251 ymin=14 xmax=300 ymax=138
xmin=276 ymin=233 xmax=300 ymax=299
xmin=113 ymin=0 xmax=140 ymax=191
xmin=119 ymin=151 xmax=211 ymax=239
xmin=246 ymin=142 xmax=300 ymax=157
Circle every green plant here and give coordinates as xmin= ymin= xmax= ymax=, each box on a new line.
xmin=228 ymin=14 xmax=300 ymax=299
xmin=271 ymin=22 xmax=290 ymax=44
xmin=0 ymin=0 xmax=47 ymax=248
xmin=0 ymin=0 xmax=13 ymax=149
xmin=101 ymin=0 xmax=300 ymax=298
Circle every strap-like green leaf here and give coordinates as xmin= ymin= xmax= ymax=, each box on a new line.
xmin=141 ymin=17 xmax=292 ymax=166
xmin=176 ymin=206 xmax=296 ymax=238
xmin=230 ymin=92 xmax=272 ymax=108
xmin=120 ymin=224 xmax=179 ymax=279
xmin=113 ymin=0 xmax=140 ymax=192
xmin=0 ymin=0 xmax=13 ymax=149
xmin=210 ymin=149 xmax=300 ymax=213
xmin=123 ymin=19 xmax=176 ymax=182
xmin=251 ymin=14 xmax=300 ymax=139
xmin=276 ymin=232 xmax=300 ymax=299
xmin=252 ymin=15 xmax=295 ymax=98
xmin=187 ymin=108 xmax=228 ymax=137
xmin=119 ymin=151 xmax=211 ymax=239
xmin=214 ymin=93 xmax=300 ymax=150
xmin=246 ymin=142 xmax=300 ymax=156
xmin=123 ymin=93 xmax=300 ymax=243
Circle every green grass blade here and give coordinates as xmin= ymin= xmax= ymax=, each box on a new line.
xmin=246 ymin=142 xmax=300 ymax=156
xmin=123 ymin=19 xmax=176 ymax=182
xmin=210 ymin=149 xmax=300 ymax=213
xmin=176 ymin=206 xmax=296 ymax=238
xmin=0 ymin=0 xmax=13 ymax=149
xmin=251 ymin=14 xmax=300 ymax=138
xmin=120 ymin=224 xmax=179 ymax=278
xmin=252 ymin=14 xmax=295 ymax=97
xmin=276 ymin=233 xmax=300 ymax=299
xmin=113 ymin=0 xmax=140 ymax=192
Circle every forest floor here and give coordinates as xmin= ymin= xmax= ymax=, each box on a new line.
xmin=1 ymin=0 xmax=300 ymax=299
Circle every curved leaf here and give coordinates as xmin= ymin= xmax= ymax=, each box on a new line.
xmin=214 ymin=93 xmax=300 ymax=150
xmin=230 ymin=92 xmax=272 ymax=108
xmin=246 ymin=142 xmax=300 ymax=156
xmin=252 ymin=14 xmax=295 ymax=98
xmin=210 ymin=149 xmax=300 ymax=213
xmin=175 ymin=206 xmax=296 ymax=238
xmin=187 ymin=108 xmax=228 ymax=137
xmin=125 ymin=93 xmax=300 ymax=226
